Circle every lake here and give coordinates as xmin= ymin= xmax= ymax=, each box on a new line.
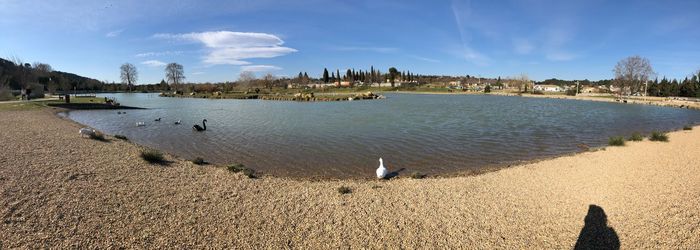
xmin=62 ymin=93 xmax=700 ymax=178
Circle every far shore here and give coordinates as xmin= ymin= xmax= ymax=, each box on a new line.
xmin=395 ymin=90 xmax=700 ymax=110
xmin=1 ymin=107 xmax=699 ymax=248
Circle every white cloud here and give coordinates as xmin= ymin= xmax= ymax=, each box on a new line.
xmin=409 ymin=55 xmax=440 ymax=63
xmin=153 ymin=31 xmax=297 ymax=65
xmin=135 ymin=51 xmax=183 ymax=57
xmin=240 ymin=65 xmax=282 ymax=72
xmin=106 ymin=29 xmax=124 ymax=37
xmin=141 ymin=60 xmax=167 ymax=67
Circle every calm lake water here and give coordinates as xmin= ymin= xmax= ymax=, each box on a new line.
xmin=63 ymin=93 xmax=700 ymax=178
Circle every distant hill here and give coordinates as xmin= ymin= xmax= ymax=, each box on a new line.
xmin=0 ymin=57 xmax=103 ymax=92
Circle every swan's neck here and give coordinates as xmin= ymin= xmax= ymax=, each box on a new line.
xmin=202 ymin=121 xmax=206 ymax=130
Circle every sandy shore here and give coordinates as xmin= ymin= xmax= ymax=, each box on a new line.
xmin=1 ymin=109 xmax=699 ymax=248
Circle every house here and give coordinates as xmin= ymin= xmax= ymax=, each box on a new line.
xmin=534 ymin=84 xmax=563 ymax=92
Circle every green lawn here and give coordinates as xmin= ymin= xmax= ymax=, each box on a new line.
xmin=0 ymin=96 xmax=105 ymax=111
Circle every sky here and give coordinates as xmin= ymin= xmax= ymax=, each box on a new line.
xmin=1 ymin=0 xmax=699 ymax=84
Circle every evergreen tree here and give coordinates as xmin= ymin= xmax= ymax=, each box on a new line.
xmin=336 ymin=69 xmax=341 ymax=84
xmin=323 ymin=68 xmax=329 ymax=83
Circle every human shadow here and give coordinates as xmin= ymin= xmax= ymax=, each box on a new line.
xmin=383 ymin=168 xmax=406 ymax=180
xmin=574 ymin=204 xmax=620 ymax=250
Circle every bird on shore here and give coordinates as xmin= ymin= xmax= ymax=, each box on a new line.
xmin=174 ymin=120 xmax=181 ymax=125
xmin=376 ymin=158 xmax=388 ymax=179
xmin=136 ymin=122 xmax=145 ymax=127
xmin=193 ymin=119 xmax=207 ymax=131
xmin=154 ymin=117 xmax=161 ymax=122
xmin=79 ymin=127 xmax=96 ymax=138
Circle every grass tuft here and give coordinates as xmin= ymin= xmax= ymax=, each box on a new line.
xmin=89 ymin=132 xmax=108 ymax=142
xmin=628 ymin=132 xmax=644 ymax=141
xmin=191 ymin=157 xmax=206 ymax=165
xmin=683 ymin=125 xmax=693 ymax=130
xmin=337 ymin=186 xmax=352 ymax=194
xmin=649 ymin=131 xmax=668 ymax=142
xmin=140 ymin=149 xmax=165 ymax=164
xmin=227 ymin=163 xmax=257 ymax=178
xmin=410 ymin=172 xmax=426 ymax=179
xmin=608 ymin=136 xmax=626 ymax=146
xmin=114 ymin=134 xmax=128 ymax=140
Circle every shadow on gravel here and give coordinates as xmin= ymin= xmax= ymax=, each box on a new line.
xmin=574 ymin=204 xmax=620 ymax=250
xmin=384 ymin=168 xmax=406 ymax=180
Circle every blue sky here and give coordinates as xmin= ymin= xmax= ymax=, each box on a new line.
xmin=1 ymin=0 xmax=699 ymax=84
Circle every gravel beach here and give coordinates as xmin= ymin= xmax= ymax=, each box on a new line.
xmin=1 ymin=109 xmax=699 ymax=248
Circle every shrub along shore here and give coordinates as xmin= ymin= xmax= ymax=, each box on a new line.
xmin=1 ymin=108 xmax=699 ymax=248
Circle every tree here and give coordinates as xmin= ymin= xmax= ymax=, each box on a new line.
xmin=322 ymin=68 xmax=329 ymax=83
xmin=120 ymin=63 xmax=138 ymax=92
xmin=613 ymin=55 xmax=654 ymax=96
xmin=388 ymin=67 xmax=398 ymax=87
xmin=262 ymin=73 xmax=276 ymax=90
xmin=238 ymin=71 xmax=256 ymax=87
xmin=336 ymin=69 xmax=340 ymax=85
xmin=165 ymin=63 xmax=185 ymax=91
xmin=512 ymin=73 xmax=531 ymax=93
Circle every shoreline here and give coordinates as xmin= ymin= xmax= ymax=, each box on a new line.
xmin=2 ymin=109 xmax=700 ymax=247
xmin=395 ymin=90 xmax=700 ymax=110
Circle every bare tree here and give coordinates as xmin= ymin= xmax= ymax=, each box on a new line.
xmin=238 ymin=71 xmax=256 ymax=88
xmin=510 ymin=73 xmax=531 ymax=93
xmin=165 ymin=63 xmax=185 ymax=91
xmin=120 ymin=63 xmax=138 ymax=92
xmin=33 ymin=63 xmax=53 ymax=74
xmin=613 ymin=55 xmax=654 ymax=96
xmin=262 ymin=73 xmax=276 ymax=90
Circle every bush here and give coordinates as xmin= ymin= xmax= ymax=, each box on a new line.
xmin=0 ymin=85 xmax=13 ymax=101
xmin=565 ymin=89 xmax=578 ymax=96
xmin=628 ymin=132 xmax=644 ymax=141
xmin=337 ymin=186 xmax=352 ymax=195
xmin=608 ymin=136 xmax=625 ymax=146
xmin=140 ymin=149 xmax=164 ymax=164
xmin=114 ymin=134 xmax=128 ymax=140
xmin=410 ymin=172 xmax=426 ymax=179
xmin=649 ymin=131 xmax=668 ymax=142
xmin=683 ymin=125 xmax=693 ymax=130
xmin=532 ymin=90 xmax=545 ymax=95
xmin=484 ymin=85 xmax=491 ymax=93
xmin=191 ymin=157 xmax=206 ymax=165
xmin=89 ymin=133 xmax=108 ymax=142
xmin=227 ymin=163 xmax=257 ymax=178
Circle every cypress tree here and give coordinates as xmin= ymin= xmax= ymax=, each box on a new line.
xmin=323 ymin=68 xmax=329 ymax=83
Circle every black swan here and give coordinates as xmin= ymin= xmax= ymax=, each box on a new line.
xmin=193 ymin=119 xmax=207 ymax=131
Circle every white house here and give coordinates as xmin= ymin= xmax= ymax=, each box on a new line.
xmin=534 ymin=84 xmax=563 ymax=92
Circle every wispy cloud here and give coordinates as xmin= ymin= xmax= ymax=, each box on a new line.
xmin=330 ymin=46 xmax=398 ymax=53
xmin=141 ymin=60 xmax=166 ymax=67
xmin=153 ymin=31 xmax=297 ymax=65
xmin=241 ymin=65 xmax=282 ymax=72
xmin=450 ymin=0 xmax=490 ymax=66
xmin=135 ymin=51 xmax=184 ymax=57
xmin=409 ymin=55 xmax=440 ymax=63
xmin=512 ymin=38 xmax=534 ymax=55
xmin=106 ymin=29 xmax=124 ymax=38
xmin=546 ymin=51 xmax=576 ymax=61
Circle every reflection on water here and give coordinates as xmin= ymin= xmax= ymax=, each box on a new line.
xmin=63 ymin=93 xmax=700 ymax=178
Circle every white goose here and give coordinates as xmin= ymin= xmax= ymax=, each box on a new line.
xmin=136 ymin=122 xmax=145 ymax=127
xmin=376 ymin=158 xmax=388 ymax=179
